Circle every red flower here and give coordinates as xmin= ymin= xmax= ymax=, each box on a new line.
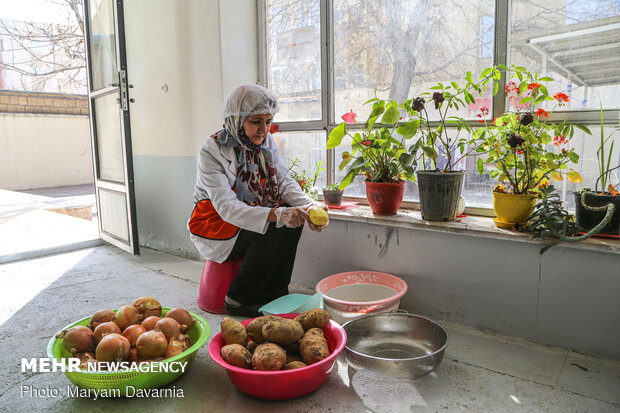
xmin=269 ymin=123 xmax=279 ymax=134
xmin=478 ymin=119 xmax=484 ymax=123
xmin=361 ymin=140 xmax=372 ymax=146
xmin=527 ymin=83 xmax=541 ymax=90
xmin=480 ymin=106 xmax=489 ymax=116
xmin=516 ymin=149 xmax=524 ymax=155
xmin=299 ymin=179 xmax=306 ymax=187
xmin=553 ymin=92 xmax=570 ymax=103
xmin=505 ymin=81 xmax=518 ymax=94
xmin=553 ymin=135 xmax=567 ymax=146
xmin=535 ymin=108 xmax=549 ymax=118
xmin=341 ymin=110 xmax=357 ymax=125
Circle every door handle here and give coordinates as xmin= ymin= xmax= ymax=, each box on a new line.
xmin=107 ymin=83 xmax=119 ymax=88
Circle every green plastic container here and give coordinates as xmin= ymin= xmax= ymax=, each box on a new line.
xmin=47 ymin=308 xmax=210 ymax=396
xmin=259 ymin=292 xmax=324 ymax=316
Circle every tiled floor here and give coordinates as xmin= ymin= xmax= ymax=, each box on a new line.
xmin=0 ymin=245 xmax=619 ymax=412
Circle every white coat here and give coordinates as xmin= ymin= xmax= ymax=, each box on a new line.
xmin=189 ymin=133 xmax=313 ymax=263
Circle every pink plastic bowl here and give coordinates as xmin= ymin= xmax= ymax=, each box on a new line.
xmin=208 ymin=313 xmax=347 ymax=400
xmin=316 ymin=271 xmax=408 ymax=317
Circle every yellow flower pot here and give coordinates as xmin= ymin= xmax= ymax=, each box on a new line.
xmin=492 ymin=192 xmax=538 ymax=229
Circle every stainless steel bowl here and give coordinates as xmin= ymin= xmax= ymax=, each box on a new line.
xmin=342 ymin=313 xmax=448 ymax=380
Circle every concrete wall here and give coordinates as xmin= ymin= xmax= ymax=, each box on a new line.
xmin=292 ymin=219 xmax=620 ymax=359
xmin=124 ymin=0 xmax=257 ymax=258
xmin=0 ymin=113 xmax=93 ymax=190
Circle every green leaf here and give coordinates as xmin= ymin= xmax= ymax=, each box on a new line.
xmin=366 ymin=116 xmax=378 ymax=132
xmin=451 ymin=81 xmax=459 ymax=90
xmin=350 ymin=156 xmax=368 ymax=169
xmin=339 ymin=168 xmax=357 ymax=189
xmin=519 ymin=96 xmax=532 ymax=104
xmin=381 ymin=106 xmax=401 ymax=125
xmin=399 ymin=152 xmax=415 ymax=166
xmin=480 ymin=67 xmax=492 ymax=79
xmin=573 ymin=123 xmax=591 ymax=135
xmin=567 ymin=151 xmax=579 ymax=163
xmin=490 ymin=169 xmax=500 ymax=178
xmin=422 ymin=146 xmax=438 ymax=159
xmin=338 ymin=154 xmax=352 ymax=171
xmin=327 ymin=123 xmax=346 ymax=149
xmin=493 ymin=82 xmax=499 ymax=95
xmin=396 ymin=119 xmax=420 ymax=139
xmin=477 ymin=158 xmax=484 ymax=175
xmin=363 ymin=97 xmax=379 ymax=105
xmin=539 ymin=76 xmax=554 ymax=81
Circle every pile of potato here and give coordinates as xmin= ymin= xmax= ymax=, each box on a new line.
xmin=220 ymin=308 xmax=331 ymax=371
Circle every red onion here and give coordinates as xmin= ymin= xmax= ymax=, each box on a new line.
xmin=122 ymin=324 xmax=147 ymax=347
xmin=88 ymin=309 xmax=116 ymax=329
xmin=165 ymin=308 xmax=193 ymax=333
xmin=95 ymin=333 xmax=130 ymax=362
xmin=136 ymin=331 xmax=167 ymax=359
xmin=132 ymin=297 xmax=162 ymax=318
xmin=155 ymin=317 xmax=180 ymax=341
xmin=94 ymin=321 xmax=121 ymax=343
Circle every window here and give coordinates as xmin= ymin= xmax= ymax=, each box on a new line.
xmin=260 ymin=0 xmax=620 ymax=210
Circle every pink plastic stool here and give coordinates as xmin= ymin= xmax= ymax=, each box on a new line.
xmin=197 ymin=259 xmax=243 ymax=314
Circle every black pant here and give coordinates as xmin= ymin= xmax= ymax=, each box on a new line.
xmin=226 ymin=222 xmax=304 ymax=305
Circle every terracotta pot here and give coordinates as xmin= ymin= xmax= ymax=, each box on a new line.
xmin=492 ymin=192 xmax=538 ymax=229
xmin=365 ymin=181 xmax=405 ymax=215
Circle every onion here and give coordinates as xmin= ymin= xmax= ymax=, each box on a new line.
xmin=114 ymin=305 xmax=142 ymax=331
xmin=165 ymin=308 xmax=193 ymax=333
xmin=94 ymin=321 xmax=121 ymax=343
xmin=136 ymin=331 xmax=167 ymax=359
xmin=128 ymin=348 xmax=140 ymax=363
xmin=95 ymin=333 xmax=130 ymax=362
xmin=132 ymin=297 xmax=162 ymax=318
xmin=141 ymin=316 xmax=161 ymax=331
xmin=177 ymin=333 xmax=192 ymax=350
xmin=155 ymin=317 xmax=180 ymax=341
xmin=122 ymin=324 xmax=147 ymax=347
xmin=164 ymin=339 xmax=184 ymax=359
xmin=88 ymin=309 xmax=116 ymax=329
xmin=62 ymin=326 xmax=95 ymax=355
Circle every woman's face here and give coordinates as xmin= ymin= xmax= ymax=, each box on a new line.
xmin=242 ymin=113 xmax=273 ymax=146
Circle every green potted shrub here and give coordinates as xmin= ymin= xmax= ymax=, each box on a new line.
xmin=322 ymin=183 xmax=344 ymax=206
xmin=475 ymin=65 xmax=589 ymax=229
xmin=327 ymin=97 xmax=420 ymax=215
xmin=574 ymin=108 xmax=619 ymax=236
xmin=404 ymin=68 xmax=497 ymax=221
xmin=527 ymin=185 xmax=614 ymax=253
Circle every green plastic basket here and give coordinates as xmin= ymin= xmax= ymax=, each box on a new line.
xmin=47 ymin=308 xmax=210 ymax=396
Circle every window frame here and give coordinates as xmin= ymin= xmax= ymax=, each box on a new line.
xmin=258 ymin=0 xmax=620 ymax=212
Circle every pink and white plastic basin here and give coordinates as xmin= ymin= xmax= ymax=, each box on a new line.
xmin=315 ymin=271 xmax=408 ymax=324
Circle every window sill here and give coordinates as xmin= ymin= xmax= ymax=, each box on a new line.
xmin=327 ymin=205 xmax=620 ymax=255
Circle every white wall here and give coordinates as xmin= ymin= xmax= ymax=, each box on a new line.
xmin=0 ymin=114 xmax=93 ymax=190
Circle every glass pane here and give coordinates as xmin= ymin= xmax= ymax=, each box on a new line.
xmin=275 ymin=131 xmax=327 ymax=190
xmin=94 ymin=93 xmax=124 ymax=182
xmin=99 ymin=189 xmax=129 ymax=241
xmin=88 ymin=0 xmax=117 ymax=91
xmin=333 ymin=0 xmax=495 ymax=121
xmin=266 ymin=0 xmax=322 ymax=121
xmin=510 ymin=0 xmax=620 ymax=110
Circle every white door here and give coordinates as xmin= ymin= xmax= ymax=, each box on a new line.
xmin=84 ymin=0 xmax=139 ymax=254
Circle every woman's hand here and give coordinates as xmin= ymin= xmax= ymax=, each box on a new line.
xmin=274 ymin=206 xmax=308 ymax=228
xmin=301 ymin=203 xmax=329 ymax=232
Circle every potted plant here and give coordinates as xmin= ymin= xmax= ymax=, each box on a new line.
xmin=289 ymin=159 xmax=325 ymax=201
xmin=403 ymin=69 xmax=497 ymax=221
xmin=327 ymin=97 xmax=420 ymax=215
xmin=475 ymin=65 xmax=588 ymax=229
xmin=527 ymin=185 xmax=614 ymax=253
xmin=322 ymin=183 xmax=344 ymax=206
xmin=574 ymin=108 xmax=619 ymax=236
